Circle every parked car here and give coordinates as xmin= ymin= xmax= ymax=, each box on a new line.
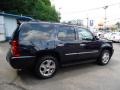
xmin=112 ymin=32 xmax=120 ymax=42
xmin=103 ymin=32 xmax=108 ymax=39
xmin=108 ymin=33 xmax=115 ymax=41
xmin=104 ymin=32 xmax=116 ymax=41
xmin=104 ymin=32 xmax=113 ymax=40
xmin=6 ymin=21 xmax=114 ymax=79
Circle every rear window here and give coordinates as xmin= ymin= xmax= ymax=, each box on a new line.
xmin=19 ymin=23 xmax=55 ymax=41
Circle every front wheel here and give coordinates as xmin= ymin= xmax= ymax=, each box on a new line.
xmin=97 ymin=50 xmax=111 ymax=65
xmin=119 ymin=39 xmax=120 ymax=43
xmin=35 ymin=56 xmax=58 ymax=79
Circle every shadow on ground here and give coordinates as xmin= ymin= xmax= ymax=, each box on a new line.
xmin=16 ymin=59 xmax=119 ymax=86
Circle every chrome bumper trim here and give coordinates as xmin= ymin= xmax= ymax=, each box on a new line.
xmin=12 ymin=56 xmax=35 ymax=59
xmin=65 ymin=50 xmax=98 ymax=56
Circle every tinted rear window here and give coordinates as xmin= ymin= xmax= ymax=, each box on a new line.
xmin=19 ymin=23 xmax=55 ymax=41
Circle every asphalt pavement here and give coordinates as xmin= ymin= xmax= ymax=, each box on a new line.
xmin=0 ymin=42 xmax=120 ymax=90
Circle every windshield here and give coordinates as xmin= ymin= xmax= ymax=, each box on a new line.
xmin=19 ymin=23 xmax=55 ymax=41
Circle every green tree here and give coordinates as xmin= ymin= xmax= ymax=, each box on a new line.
xmin=0 ymin=0 xmax=60 ymax=22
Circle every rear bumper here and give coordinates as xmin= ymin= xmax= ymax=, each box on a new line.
xmin=6 ymin=52 xmax=36 ymax=69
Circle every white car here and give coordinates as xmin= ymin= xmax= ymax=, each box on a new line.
xmin=109 ymin=33 xmax=116 ymax=41
xmin=104 ymin=32 xmax=110 ymax=39
xmin=104 ymin=32 xmax=113 ymax=40
xmin=112 ymin=32 xmax=120 ymax=42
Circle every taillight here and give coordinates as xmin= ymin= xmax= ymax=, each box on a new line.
xmin=11 ymin=40 xmax=20 ymax=57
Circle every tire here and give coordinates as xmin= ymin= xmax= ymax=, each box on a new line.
xmin=97 ymin=50 xmax=111 ymax=65
xmin=35 ymin=55 xmax=58 ymax=79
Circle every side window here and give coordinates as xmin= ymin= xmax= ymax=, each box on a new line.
xmin=19 ymin=23 xmax=54 ymax=41
xmin=78 ymin=28 xmax=94 ymax=41
xmin=58 ymin=26 xmax=76 ymax=41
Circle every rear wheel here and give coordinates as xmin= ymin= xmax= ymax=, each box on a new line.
xmin=35 ymin=56 xmax=58 ymax=79
xmin=97 ymin=50 xmax=111 ymax=65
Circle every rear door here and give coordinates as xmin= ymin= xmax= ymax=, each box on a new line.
xmin=56 ymin=25 xmax=82 ymax=63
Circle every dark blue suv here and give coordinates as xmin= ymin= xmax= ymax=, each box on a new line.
xmin=6 ymin=21 xmax=114 ymax=79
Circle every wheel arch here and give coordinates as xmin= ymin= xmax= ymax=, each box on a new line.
xmin=100 ymin=46 xmax=113 ymax=56
xmin=35 ymin=50 xmax=62 ymax=66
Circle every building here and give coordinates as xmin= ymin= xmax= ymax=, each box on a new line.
xmin=0 ymin=12 xmax=32 ymax=41
xmin=67 ymin=19 xmax=83 ymax=26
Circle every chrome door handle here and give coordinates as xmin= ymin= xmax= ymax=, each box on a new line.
xmin=57 ymin=43 xmax=64 ymax=47
xmin=80 ymin=44 xmax=86 ymax=46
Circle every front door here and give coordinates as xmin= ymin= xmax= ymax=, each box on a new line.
xmin=76 ymin=27 xmax=100 ymax=60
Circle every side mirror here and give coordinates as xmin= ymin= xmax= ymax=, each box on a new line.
xmin=94 ymin=36 xmax=99 ymax=40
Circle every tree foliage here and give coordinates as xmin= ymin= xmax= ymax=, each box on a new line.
xmin=0 ymin=0 xmax=60 ymax=22
xmin=115 ymin=22 xmax=120 ymax=28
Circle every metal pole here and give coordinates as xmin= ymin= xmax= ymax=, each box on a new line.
xmin=103 ymin=6 xmax=108 ymax=30
xmin=87 ymin=17 xmax=89 ymax=29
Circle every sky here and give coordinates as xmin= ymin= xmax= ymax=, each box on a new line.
xmin=51 ymin=0 xmax=120 ymax=25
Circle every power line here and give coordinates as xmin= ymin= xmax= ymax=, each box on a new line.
xmin=107 ymin=18 xmax=120 ymax=22
xmin=62 ymin=2 xmax=120 ymax=14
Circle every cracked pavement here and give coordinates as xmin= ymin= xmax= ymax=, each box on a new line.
xmin=0 ymin=42 xmax=120 ymax=90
